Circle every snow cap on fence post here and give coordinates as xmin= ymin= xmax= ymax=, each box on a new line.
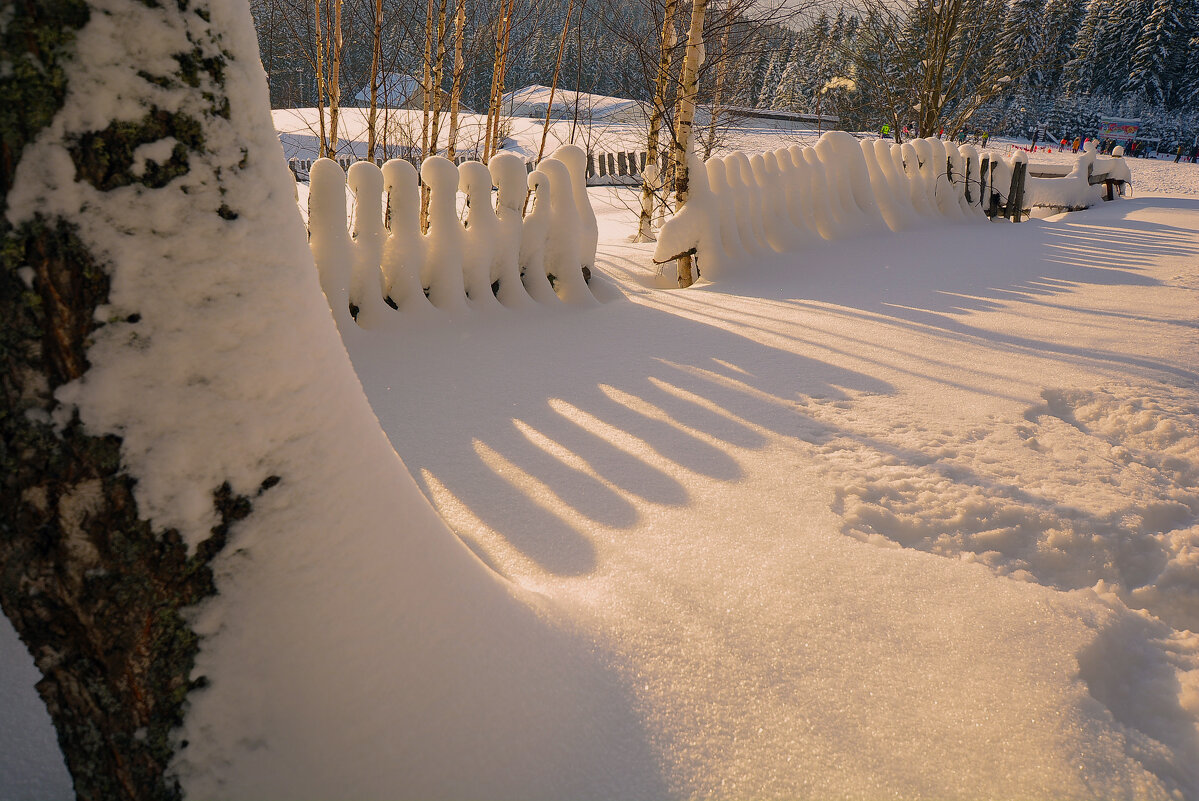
xmin=705 ymin=157 xmax=748 ymax=265
xmin=519 ymin=169 xmax=562 ymax=305
xmin=308 ymin=158 xmax=354 ymax=327
xmin=750 ymin=152 xmax=794 ymax=252
xmin=346 ymin=161 xmax=394 ymax=329
xmin=459 ymin=161 xmax=505 ymax=312
xmin=551 ymin=144 xmax=599 ymax=274
xmin=653 ymin=145 xmax=725 ymax=281
xmin=956 ymin=145 xmax=985 ymax=220
xmin=801 ymin=146 xmax=842 ymax=240
xmin=860 ymin=138 xmax=905 ymax=232
xmin=489 ymin=152 xmax=537 ymax=309
xmin=381 ymin=158 xmax=434 ymax=315
xmin=539 ymin=158 xmax=597 ymax=306
xmin=421 ymin=156 xmax=468 ymax=313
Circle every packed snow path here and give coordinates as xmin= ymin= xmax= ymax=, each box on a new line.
xmin=348 ymin=191 xmax=1199 ymax=799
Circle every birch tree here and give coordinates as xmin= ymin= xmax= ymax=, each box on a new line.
xmin=634 ymin=0 xmax=678 ymax=242
xmin=0 ymin=0 xmax=296 ymax=795
xmin=671 ymin=0 xmax=708 ymax=287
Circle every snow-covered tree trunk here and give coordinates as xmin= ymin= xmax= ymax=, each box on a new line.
xmin=635 ymin=0 xmax=678 ymax=243
xmin=671 ymin=0 xmax=708 ymax=287
xmin=0 ymin=0 xmax=291 ymax=797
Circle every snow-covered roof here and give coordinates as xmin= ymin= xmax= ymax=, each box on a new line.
xmin=502 ymin=85 xmax=646 ymax=120
xmin=351 ymin=73 xmax=426 ymax=107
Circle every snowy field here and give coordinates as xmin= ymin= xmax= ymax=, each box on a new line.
xmin=3 ymin=146 xmax=1199 ymax=798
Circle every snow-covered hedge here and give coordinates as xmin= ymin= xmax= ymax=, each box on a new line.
xmin=307 ymin=144 xmax=602 ymax=329
xmin=654 ymin=132 xmax=1021 ymax=282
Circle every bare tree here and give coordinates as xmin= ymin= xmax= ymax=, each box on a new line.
xmin=841 ymin=0 xmax=1025 ymax=138
xmin=634 ymin=0 xmax=679 ymax=242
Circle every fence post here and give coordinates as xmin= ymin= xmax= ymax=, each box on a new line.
xmin=1006 ymin=161 xmax=1027 ymax=222
xmin=983 ymin=154 xmax=992 ymax=208
xmin=607 ymin=153 xmax=616 ymax=176
xmin=587 ymin=153 xmax=595 ymax=178
xmin=617 ymin=151 xmax=628 ymax=176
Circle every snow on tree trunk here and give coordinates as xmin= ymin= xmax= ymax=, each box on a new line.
xmin=0 ymin=0 xmax=283 ymax=796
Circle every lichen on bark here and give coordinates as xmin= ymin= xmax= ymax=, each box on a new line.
xmin=0 ymin=0 xmax=272 ymax=798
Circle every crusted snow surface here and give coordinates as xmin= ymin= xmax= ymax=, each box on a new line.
xmin=349 ymin=177 xmax=1199 ymax=798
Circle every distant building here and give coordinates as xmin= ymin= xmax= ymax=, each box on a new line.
xmin=503 ymin=85 xmax=649 ymax=125
xmin=351 ymin=73 xmax=460 ymax=111
xmin=715 ymin=105 xmax=841 ymax=129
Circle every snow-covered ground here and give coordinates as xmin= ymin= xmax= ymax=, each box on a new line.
xmin=3 ymin=144 xmax=1198 ymax=798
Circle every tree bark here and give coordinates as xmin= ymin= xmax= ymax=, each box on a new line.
xmin=327 ymin=0 xmax=343 ymax=154
xmin=635 ymin=0 xmax=678 ymax=243
xmin=446 ymin=0 xmax=466 ymax=162
xmin=367 ymin=0 xmax=384 ymax=161
xmin=314 ymin=0 xmax=329 ymax=156
xmin=671 ymin=0 xmax=709 ymax=287
xmin=1 ymin=0 xmax=275 ymax=797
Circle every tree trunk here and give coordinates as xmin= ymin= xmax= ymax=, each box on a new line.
xmin=314 ymin=0 xmax=329 ymax=157
xmin=635 ymin=0 xmax=678 ymax=243
xmin=367 ymin=0 xmax=384 ymax=161
xmin=420 ymin=0 xmax=435 ymax=160
xmin=671 ymin=0 xmax=708 ymax=287
xmin=446 ymin=0 xmax=466 ymax=162
xmin=0 ymin=0 xmax=278 ymax=797
xmin=534 ymin=0 xmax=576 ymax=164
xmin=488 ymin=0 xmax=516 ymax=160
xmin=427 ymin=0 xmax=450 ymax=157
xmin=327 ymin=0 xmax=343 ymax=155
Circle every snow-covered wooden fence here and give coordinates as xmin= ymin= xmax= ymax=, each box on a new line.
xmin=653 ymin=132 xmax=1129 ymax=283
xmin=306 ymin=144 xmax=602 ymax=329
xmin=1023 ymin=142 xmax=1132 ymax=212
xmin=586 ymin=150 xmax=648 ymax=186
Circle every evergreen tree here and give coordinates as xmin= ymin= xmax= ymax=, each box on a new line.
xmin=990 ymin=0 xmax=1048 ymax=91
xmin=1125 ymin=0 xmax=1199 ymax=107
xmin=1040 ymin=0 xmax=1086 ymax=91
